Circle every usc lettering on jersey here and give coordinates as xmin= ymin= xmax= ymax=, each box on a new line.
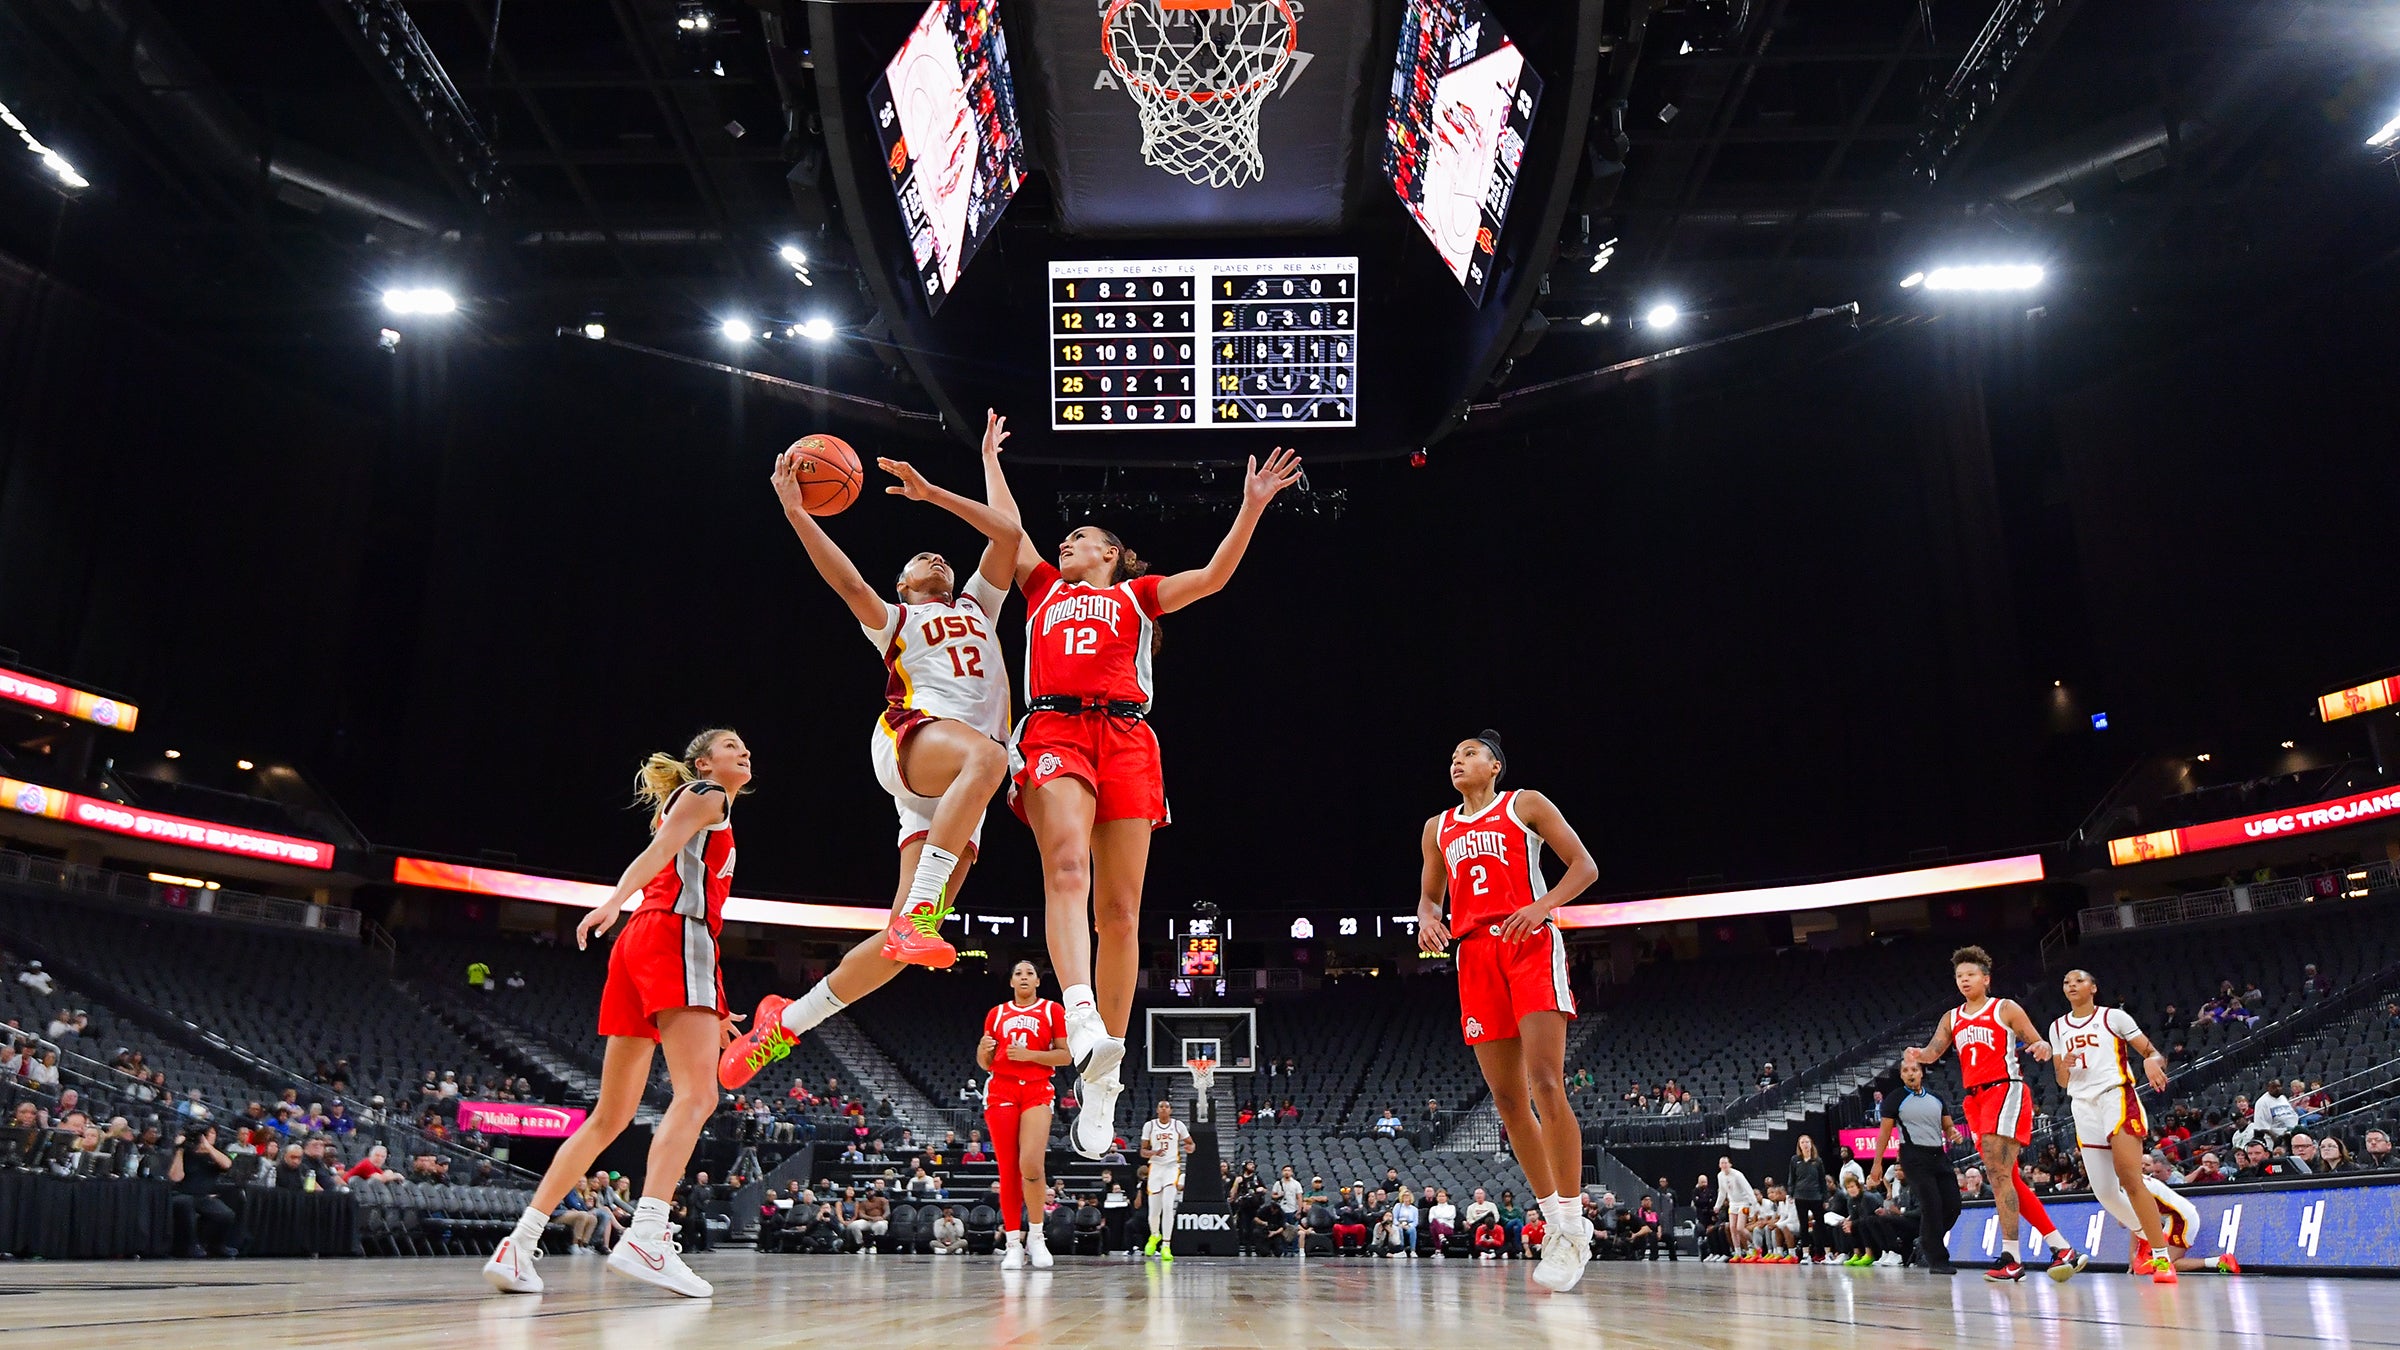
xmin=866 ymin=574 xmax=1010 ymax=743
xmin=1020 ymin=561 xmax=1164 ymax=708
xmin=2051 ymin=1006 xmax=2149 ymax=1146
xmin=1438 ymin=790 xmax=1548 ymax=932
xmin=637 ymin=781 xmax=735 ymax=935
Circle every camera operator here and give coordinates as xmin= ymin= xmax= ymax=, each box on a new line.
xmin=169 ymin=1123 xmax=241 ymax=1257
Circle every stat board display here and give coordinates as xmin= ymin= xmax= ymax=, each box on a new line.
xmin=1049 ymin=258 xmax=1358 ymax=430
xmin=1384 ymin=0 xmax=1543 ymax=305
xmin=870 ymin=0 xmax=1025 ymax=313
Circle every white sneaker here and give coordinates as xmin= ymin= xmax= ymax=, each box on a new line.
xmin=607 ymin=1231 xmax=713 ymax=1298
xmin=1065 ymin=1006 xmax=1125 ymax=1084
xmin=1001 ymin=1234 xmax=1026 ymax=1270
xmin=1532 ymin=1219 xmax=1593 ymax=1293
xmin=1875 ymin=1252 xmax=1901 ymax=1268
xmin=1028 ymin=1232 xmax=1055 ymax=1270
xmin=1071 ymin=1069 xmax=1122 ymax=1161
xmin=481 ymin=1236 xmax=544 ymax=1294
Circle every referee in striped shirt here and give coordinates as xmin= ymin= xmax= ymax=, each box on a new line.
xmin=1869 ymin=1057 xmax=1963 ymax=1275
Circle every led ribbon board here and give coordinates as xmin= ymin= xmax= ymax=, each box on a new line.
xmin=0 ymin=664 xmax=139 ymax=731
xmin=1 ymin=776 xmax=333 ymax=869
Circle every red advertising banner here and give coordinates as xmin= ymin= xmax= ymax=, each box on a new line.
xmin=391 ymin=856 xmax=888 ymax=931
xmin=0 ymin=664 xmax=139 ymax=731
xmin=2106 ymin=784 xmax=2400 ymax=866
xmin=2 ymin=775 xmax=335 ymax=869
xmin=455 ymin=1100 xmax=587 ymax=1139
xmin=1552 ymin=855 xmax=2045 ymax=931
xmin=2318 ymin=675 xmax=2400 ymax=724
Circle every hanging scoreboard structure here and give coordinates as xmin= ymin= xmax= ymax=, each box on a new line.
xmin=1049 ymin=257 xmax=1359 ymax=430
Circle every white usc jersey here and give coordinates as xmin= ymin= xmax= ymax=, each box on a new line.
xmin=864 ymin=573 xmax=1010 ymax=741
xmin=1141 ymin=1117 xmax=1190 ymax=1191
xmin=2048 ymin=1006 xmax=2145 ymax=1104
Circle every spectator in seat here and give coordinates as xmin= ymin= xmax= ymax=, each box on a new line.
xmin=1635 ymin=1194 xmax=1669 ymax=1261
xmin=1473 ymin=1211 xmax=1507 ymax=1259
xmin=1390 ymin=1186 xmax=1420 ymax=1257
xmin=2314 ymin=1137 xmax=2354 ymax=1174
xmin=1426 ymin=1188 xmax=1457 ymax=1253
xmin=2284 ymin=1134 xmax=2318 ymax=1174
xmin=2253 ymin=1082 xmax=2298 ymax=1138
xmin=1331 ymin=1187 xmax=1368 ymax=1252
xmin=17 ymin=960 xmax=52 ymax=996
xmin=2235 ymin=1142 xmax=2274 ymax=1181
xmin=2363 ymin=1131 xmax=2396 ymax=1171
xmin=27 ymin=1049 xmax=60 ymax=1092
xmin=343 ymin=1143 xmax=403 ymax=1185
xmin=1373 ymin=1107 xmax=1402 ymax=1139
xmin=963 ymin=1130 xmax=988 ymax=1162
xmin=1416 ymin=1098 xmax=1442 ymax=1149
xmin=555 ymin=1181 xmax=602 ymax=1251
xmin=931 ymin=1205 xmax=966 ymax=1255
xmin=848 ymin=1185 xmax=891 ymax=1251
xmin=1496 ymin=1189 xmax=1526 ymax=1257
xmin=908 ymin=1161 xmax=942 ymax=1200
xmin=2183 ymin=1152 xmax=2226 ymax=1184
xmin=2295 ymin=1079 xmax=2328 ymax=1124
xmin=1757 ymin=1061 xmax=1780 ymax=1090
xmin=1463 ymin=1186 xmax=1498 ymax=1235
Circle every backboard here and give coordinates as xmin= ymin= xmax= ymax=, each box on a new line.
xmin=1144 ymin=1006 xmax=1257 ymax=1075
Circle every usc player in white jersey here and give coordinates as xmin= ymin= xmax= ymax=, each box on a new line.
xmin=2137 ymin=1151 xmax=2239 ymax=1276
xmin=1417 ymin=731 xmax=1600 ymax=1293
xmin=2048 ymin=969 xmax=2179 ymax=1283
xmin=721 ymin=412 xmax=1019 ymax=1090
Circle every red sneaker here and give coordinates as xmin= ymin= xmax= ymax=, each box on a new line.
xmin=2130 ymin=1237 xmax=2153 ymax=1273
xmin=880 ymin=914 xmax=958 ymax=969
xmin=1985 ymin=1257 xmax=2027 ymax=1282
xmin=717 ymin=994 xmax=795 ymax=1090
xmin=2149 ymin=1256 xmax=2179 ymax=1285
xmin=2215 ymin=1254 xmax=2240 ymax=1275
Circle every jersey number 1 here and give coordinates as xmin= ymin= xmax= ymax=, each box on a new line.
xmin=945 ymin=646 xmax=985 ymax=678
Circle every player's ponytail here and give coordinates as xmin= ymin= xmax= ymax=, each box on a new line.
xmin=633 ymin=727 xmax=742 ymax=811
xmin=1094 ymin=527 xmax=1163 ymax=654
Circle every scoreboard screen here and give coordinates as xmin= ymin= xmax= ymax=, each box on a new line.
xmin=1180 ymin=934 xmax=1222 ymax=977
xmin=1049 ymin=257 xmax=1359 ymax=430
xmin=1384 ymin=0 xmax=1543 ymax=305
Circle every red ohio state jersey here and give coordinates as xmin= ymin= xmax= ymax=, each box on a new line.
xmin=1020 ymin=562 xmax=1164 ymax=708
xmin=984 ymin=998 xmax=1065 ymax=1085
xmin=636 ymin=780 xmax=735 ymax=935
xmin=1438 ymin=790 xmax=1548 ymax=932
xmin=1951 ymin=997 xmax=2025 ymax=1091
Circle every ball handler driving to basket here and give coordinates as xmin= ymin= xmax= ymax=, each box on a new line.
xmin=1417 ymin=731 xmax=1600 ymax=1292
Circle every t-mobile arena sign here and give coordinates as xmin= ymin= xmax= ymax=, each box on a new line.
xmin=456 ymin=1100 xmax=587 ymax=1138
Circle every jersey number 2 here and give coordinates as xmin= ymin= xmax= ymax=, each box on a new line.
xmin=1468 ymin=864 xmax=1490 ymax=895
xmin=1062 ymin=627 xmax=1098 ymax=655
xmin=945 ymin=646 xmax=985 ymax=678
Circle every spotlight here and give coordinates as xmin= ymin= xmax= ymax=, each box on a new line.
xmin=381 ymin=287 xmax=458 ymax=315
xmin=1579 ymin=311 xmax=1609 ymax=327
xmin=720 ymin=318 xmax=753 ymax=342
xmin=236 ymin=759 xmax=254 ymax=771
xmin=582 ymin=322 xmax=607 ymax=341
xmin=2281 ymin=740 xmax=2296 ymax=749
xmin=163 ymin=749 xmax=181 ymax=759
xmin=1900 ymin=271 xmax=1926 ymax=289
xmin=2197 ymin=753 xmax=2212 ymax=763
xmin=1920 ymin=264 xmax=2043 ymax=293
xmin=2368 ymin=110 xmax=2400 ymax=149
xmin=378 ymin=328 xmax=402 ymax=351
xmin=779 ymin=245 xmax=808 ymax=269
xmin=0 ymin=100 xmax=90 ymax=190
xmin=1586 ymin=237 xmax=1617 ymax=275
xmin=1644 ymin=303 xmax=1680 ymax=330
xmin=796 ymin=317 xmax=835 ymax=342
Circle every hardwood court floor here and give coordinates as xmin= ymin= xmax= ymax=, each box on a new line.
xmin=0 ymin=1252 xmax=2389 ymax=1348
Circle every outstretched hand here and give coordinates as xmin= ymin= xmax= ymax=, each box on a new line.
xmin=879 ymin=457 xmax=935 ymax=501
xmin=1243 ymin=447 xmax=1303 ymax=510
xmin=769 ymin=449 xmax=809 ymax=514
xmin=981 ymin=408 xmax=1010 ymax=457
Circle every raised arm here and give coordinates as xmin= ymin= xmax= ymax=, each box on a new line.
xmin=771 ymin=449 xmax=892 ymax=629
xmin=972 ymin=410 xmax=1044 ymax=585
xmin=1497 ymin=790 xmax=1599 ymax=941
xmin=576 ymin=786 xmax=726 ymax=948
xmin=1415 ymin=815 xmax=1452 ymax=955
xmin=1153 ymin=449 xmax=1303 ymax=614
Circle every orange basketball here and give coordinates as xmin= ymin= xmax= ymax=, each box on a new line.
xmin=787 ymin=434 xmax=861 ymax=516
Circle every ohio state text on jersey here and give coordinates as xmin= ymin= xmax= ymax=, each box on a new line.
xmin=1438 ymin=789 xmax=1548 ymax=931
xmin=1019 ymin=562 xmax=1164 ymax=709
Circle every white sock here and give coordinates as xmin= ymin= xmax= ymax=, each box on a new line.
xmin=632 ymin=1196 xmax=671 ymax=1241
xmin=2003 ymin=1237 xmax=2020 ymax=1260
xmin=1544 ymin=1196 xmax=1572 ymax=1232
xmin=511 ymin=1206 xmax=548 ymax=1248
xmin=898 ymin=845 xmax=959 ymax=922
xmin=1005 ymin=1229 xmax=1024 ymax=1246
xmin=1063 ymin=984 xmax=1097 ymax=1018
xmin=781 ymin=980 xmax=848 ymax=1036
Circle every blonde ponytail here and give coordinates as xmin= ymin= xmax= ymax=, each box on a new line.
xmin=633 ymin=727 xmax=742 ymax=811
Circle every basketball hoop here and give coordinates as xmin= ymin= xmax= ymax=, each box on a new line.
xmin=1102 ymin=0 xmax=1298 ymax=189
xmin=1185 ymin=1056 xmax=1218 ymax=1099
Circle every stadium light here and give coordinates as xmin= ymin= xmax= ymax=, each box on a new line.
xmin=2281 ymin=740 xmax=2296 ymax=749
xmin=2367 ymin=109 xmax=2400 ymax=149
xmin=582 ymin=322 xmax=606 ymax=341
xmin=163 ymin=749 xmax=181 ymax=759
xmin=1644 ymin=303 xmax=1680 ymax=330
xmin=381 ymin=287 xmax=458 ymax=315
xmin=235 ymin=759 xmax=254 ymax=771
xmin=0 ymin=100 xmax=90 ymax=190
xmin=720 ymin=318 xmax=753 ymax=342
xmin=1920 ymin=264 xmax=2043 ymax=292
xmin=796 ymin=317 xmax=836 ymax=343
xmin=778 ymin=244 xmax=807 ymax=269
xmin=1579 ymin=311 xmax=1608 ymax=327
xmin=1900 ymin=271 xmax=1926 ymax=289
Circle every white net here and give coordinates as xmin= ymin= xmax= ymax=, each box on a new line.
xmin=1103 ymin=0 xmax=1297 ymax=189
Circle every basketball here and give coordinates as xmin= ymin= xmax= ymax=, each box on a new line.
xmin=787 ymin=434 xmax=862 ymax=516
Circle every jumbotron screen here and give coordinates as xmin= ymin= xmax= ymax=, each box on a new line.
xmin=1180 ymin=934 xmax=1222 ymax=977
xmin=1048 ymin=257 xmax=1359 ymax=430
xmin=870 ymin=0 xmax=1025 ymax=312
xmin=1383 ymin=0 xmax=1544 ymax=305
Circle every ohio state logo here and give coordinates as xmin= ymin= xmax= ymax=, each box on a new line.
xmin=1036 ymin=752 xmax=1063 ymax=778
xmin=1464 ymin=1017 xmax=1484 ymax=1038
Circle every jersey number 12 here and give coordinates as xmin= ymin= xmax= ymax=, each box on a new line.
xmin=945 ymin=647 xmax=985 ymax=678
xmin=1062 ymin=627 xmax=1098 ymax=655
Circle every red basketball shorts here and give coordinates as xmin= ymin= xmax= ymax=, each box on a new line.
xmin=1963 ymin=1080 xmax=2037 ymax=1146
xmin=1455 ymin=924 xmax=1577 ymax=1045
xmin=597 ymin=909 xmax=727 ymax=1041
xmin=982 ymin=1074 xmax=1055 ymax=1113
xmin=1008 ymin=712 xmax=1168 ymax=828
